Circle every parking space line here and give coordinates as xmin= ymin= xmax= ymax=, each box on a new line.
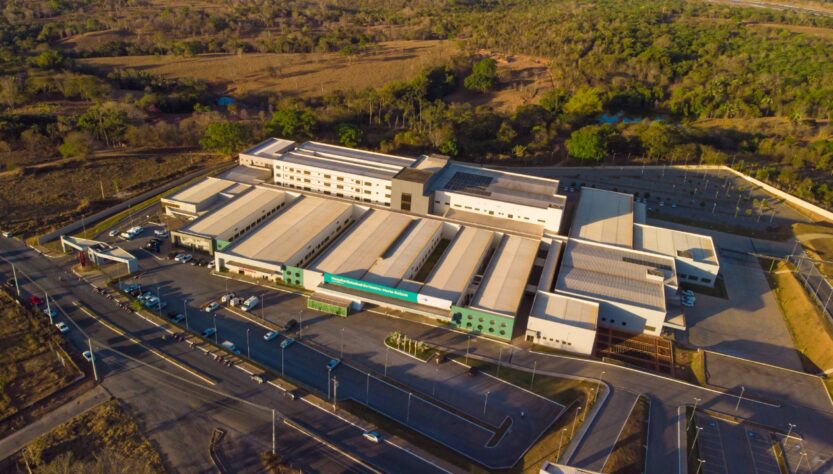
xmin=73 ymin=302 xmax=216 ymax=385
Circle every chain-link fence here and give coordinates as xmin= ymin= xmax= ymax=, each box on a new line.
xmin=787 ymin=251 xmax=833 ymax=324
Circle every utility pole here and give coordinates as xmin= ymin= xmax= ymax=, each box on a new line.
xmin=530 ymin=361 xmax=537 ymax=389
xmin=88 ymin=338 xmax=98 ymax=382
xmin=735 ymin=385 xmax=745 ymax=412
xmin=272 ymin=409 xmax=276 ymax=455
xmin=12 ymin=264 xmax=20 ymax=296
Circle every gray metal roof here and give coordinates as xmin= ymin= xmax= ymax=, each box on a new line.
xmin=310 ymin=209 xmax=413 ymax=278
xmin=633 ymin=224 xmax=719 ymax=265
xmin=363 ymin=218 xmax=443 ymax=288
xmin=298 ymin=141 xmax=416 ymax=168
xmin=165 ymin=177 xmax=245 ymax=205
xmin=570 ymin=187 xmax=633 ymax=247
xmin=471 ymin=234 xmax=539 ymax=317
xmin=420 ymin=226 xmax=493 ymax=303
xmin=279 ymin=151 xmax=401 ymax=180
xmin=432 ymin=164 xmax=564 ymax=209
xmin=182 ymin=187 xmax=286 ymax=238
xmin=555 ymin=239 xmax=675 ymax=312
xmin=530 ymin=291 xmax=598 ymax=330
xmin=242 ymin=138 xmax=296 ymax=159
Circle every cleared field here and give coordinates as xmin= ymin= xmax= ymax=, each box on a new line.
xmin=79 ymin=40 xmax=459 ymax=97
xmin=21 ymin=399 xmax=165 ymax=473
xmin=0 ymin=150 xmax=223 ymax=237
xmin=750 ymin=22 xmax=833 ymax=39
xmin=0 ymin=292 xmax=79 ymax=420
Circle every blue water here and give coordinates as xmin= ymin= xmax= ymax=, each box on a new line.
xmin=597 ymin=112 xmax=666 ymax=124
xmin=217 ymin=96 xmax=236 ymax=106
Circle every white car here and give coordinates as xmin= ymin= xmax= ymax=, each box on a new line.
xmin=207 ymin=261 xmax=215 ymax=270
xmin=175 ymin=253 xmax=193 ymax=263
xmin=204 ymin=302 xmax=220 ymax=312
xmin=220 ymin=293 xmax=237 ymax=304
xmin=108 ymin=229 xmax=119 ymax=237
xmin=154 ymin=229 xmax=169 ymax=238
xmin=362 ymin=431 xmax=382 ymax=443
xmin=82 ymin=350 xmax=93 ymax=362
xmin=55 ymin=321 xmax=70 ymax=334
xmin=241 ymin=295 xmax=259 ymax=312
xmin=1 ymin=230 xmax=12 ymax=238
xmin=263 ymin=331 xmax=279 ymax=342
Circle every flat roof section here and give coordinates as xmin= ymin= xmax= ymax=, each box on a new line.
xmin=217 ymin=165 xmax=273 ymax=184
xmin=183 ymin=187 xmax=287 ymax=238
xmin=432 ymin=164 xmax=564 ymax=209
xmin=165 ymin=177 xmax=245 ymax=205
xmin=364 ymin=219 xmax=443 ymax=288
xmin=222 ymin=196 xmax=352 ymax=264
xmin=471 ymin=235 xmax=539 ymax=317
xmin=530 ymin=292 xmax=598 ymax=330
xmin=420 ymin=226 xmax=493 ymax=303
xmin=556 ymin=240 xmax=674 ymax=311
xmin=310 ymin=209 xmax=413 ymax=278
xmin=633 ymin=224 xmax=718 ymax=265
xmin=243 ymin=138 xmax=296 ymax=159
xmin=298 ymin=141 xmax=416 ymax=169
xmin=570 ymin=187 xmax=634 ymax=247
xmin=280 ymin=151 xmax=400 ymax=180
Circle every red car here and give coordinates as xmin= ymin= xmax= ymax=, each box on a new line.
xmin=29 ymin=295 xmax=44 ymax=306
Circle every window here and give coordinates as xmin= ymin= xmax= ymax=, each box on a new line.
xmin=401 ymin=193 xmax=412 ymax=211
xmin=337 ymin=177 xmax=344 ymax=181
xmin=477 ymin=325 xmax=483 ymax=331
xmin=701 ymin=277 xmax=712 ymax=283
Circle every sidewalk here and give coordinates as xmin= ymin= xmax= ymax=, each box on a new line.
xmin=0 ymin=385 xmax=111 ymax=461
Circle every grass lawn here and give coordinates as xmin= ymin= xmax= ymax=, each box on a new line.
xmin=765 ymin=261 xmax=833 ymax=396
xmin=674 ymin=347 xmax=707 ymax=386
xmin=602 ymin=396 xmax=649 ymax=474
xmin=0 ymin=292 xmax=79 ymax=420
xmin=21 ymin=399 xmax=165 ymax=473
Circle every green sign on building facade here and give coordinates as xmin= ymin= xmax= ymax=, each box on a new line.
xmin=323 ymin=273 xmax=418 ymax=303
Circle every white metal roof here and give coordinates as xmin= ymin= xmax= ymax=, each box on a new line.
xmin=310 ymin=209 xmax=413 ymax=278
xmin=223 ymin=196 xmax=352 ymax=264
xmin=298 ymin=141 xmax=416 ymax=168
xmin=363 ymin=218 xmax=443 ymax=287
xmin=420 ymin=226 xmax=493 ymax=303
xmin=633 ymin=224 xmax=719 ymax=265
xmin=165 ymin=177 xmax=245 ymax=205
xmin=556 ymin=239 xmax=674 ymax=311
xmin=242 ymin=138 xmax=296 ymax=159
xmin=529 ymin=291 xmax=598 ymax=330
xmin=183 ymin=187 xmax=286 ymax=238
xmin=432 ymin=163 xmax=564 ymax=209
xmin=471 ymin=234 xmax=539 ymax=317
xmin=570 ymin=187 xmax=633 ymax=247
xmin=279 ymin=151 xmax=401 ymax=180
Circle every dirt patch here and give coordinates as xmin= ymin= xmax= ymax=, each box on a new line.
xmin=0 ymin=292 xmax=80 ymax=421
xmin=0 ymin=150 xmax=224 ymax=237
xmin=20 ymin=399 xmax=165 ymax=473
xmin=602 ymin=396 xmax=649 ymax=474
xmin=78 ymin=40 xmax=459 ymax=97
xmin=749 ymin=22 xmax=833 ymax=40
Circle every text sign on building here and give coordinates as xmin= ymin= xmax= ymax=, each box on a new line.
xmin=323 ymin=273 xmax=418 ymax=303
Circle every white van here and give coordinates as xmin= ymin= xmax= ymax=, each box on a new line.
xmin=241 ymin=296 xmax=259 ymax=312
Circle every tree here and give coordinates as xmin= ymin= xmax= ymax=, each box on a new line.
xmin=639 ymin=121 xmax=674 ymax=159
xmin=496 ymin=121 xmax=517 ymax=143
xmin=566 ymin=125 xmax=612 ymax=161
xmin=563 ymin=87 xmax=604 ymax=117
xmin=336 ymin=123 xmax=363 ymax=148
xmin=539 ymin=88 xmax=569 ymax=114
xmin=0 ymin=75 xmax=23 ymax=109
xmin=77 ymin=103 xmax=131 ymax=147
xmin=266 ymin=108 xmax=316 ymax=138
xmin=31 ymin=49 xmax=65 ymax=69
xmin=463 ymin=58 xmax=497 ymax=93
xmin=58 ymin=132 xmax=93 ymax=158
xmin=199 ymin=121 xmax=250 ymax=156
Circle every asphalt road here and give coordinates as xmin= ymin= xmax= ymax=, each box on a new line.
xmin=0 ymin=239 xmax=453 ymax=474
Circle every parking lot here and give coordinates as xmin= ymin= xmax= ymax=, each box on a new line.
xmin=98 ymin=222 xmax=565 ymax=468
xmin=693 ymin=413 xmax=781 ymax=474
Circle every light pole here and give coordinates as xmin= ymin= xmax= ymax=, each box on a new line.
xmin=299 ymin=310 xmax=303 ymax=340
xmin=595 ymin=370 xmax=606 ymax=404
xmin=213 ymin=314 xmax=218 ymax=344
xmin=366 ymin=373 xmax=370 ymax=404
xmin=571 ymin=405 xmax=583 ymax=438
xmin=156 ymin=286 xmax=162 ymax=314
xmin=688 ymin=397 xmax=702 ymax=430
xmin=45 ymin=293 xmax=53 ymax=324
xmin=530 ymin=360 xmax=537 ymax=389
xmin=497 ymin=348 xmax=503 ymax=379
xmin=246 ymin=328 xmax=250 ymax=359
xmin=406 ymin=392 xmax=413 ymax=423
xmin=557 ymin=428 xmax=566 ymax=461
xmin=785 ymin=423 xmax=796 ymax=447
xmin=281 ymin=344 xmax=285 ymax=377
xmin=327 ymin=367 xmax=332 ymax=400
xmin=332 ymin=377 xmax=338 ymax=410
xmin=261 ymin=293 xmax=265 ymax=321
xmin=12 ymin=264 xmax=20 ymax=296
xmin=88 ymin=338 xmax=98 ymax=382
xmin=183 ymin=298 xmax=189 ymax=330
xmin=483 ymin=391 xmax=490 ymax=416
xmin=272 ymin=409 xmax=276 ymax=455
xmin=796 ymin=450 xmax=808 ymax=473
xmin=384 ymin=346 xmax=389 ymax=376
xmin=735 ymin=385 xmax=745 ymax=412
xmin=432 ymin=366 xmax=438 ymax=398
xmin=340 ymin=328 xmax=344 ymax=359
xmin=696 ymin=458 xmax=706 ymax=474
xmin=690 ymin=426 xmax=703 ymax=455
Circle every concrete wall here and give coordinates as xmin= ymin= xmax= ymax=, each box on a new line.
xmin=555 ymin=289 xmax=665 ymax=336
xmin=390 ymin=178 xmax=431 ymax=214
xmin=525 ymin=317 xmax=596 ymax=355
xmin=676 ymin=258 xmax=719 ymax=288
xmin=239 ymin=154 xmax=277 ymax=169
xmin=172 ymin=231 xmax=213 ymax=254
xmin=432 ymin=190 xmax=563 ymax=234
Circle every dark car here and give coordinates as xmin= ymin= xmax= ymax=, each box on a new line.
xmin=284 ymin=319 xmax=298 ymax=332
xmin=467 ymin=366 xmax=479 ymax=377
xmin=4 ymin=277 xmax=15 ymax=288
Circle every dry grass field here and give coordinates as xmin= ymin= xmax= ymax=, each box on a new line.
xmin=22 ymin=399 xmax=165 ymax=473
xmin=0 ymin=150 xmax=224 ymax=237
xmin=750 ymin=22 xmax=833 ymax=39
xmin=0 ymin=292 xmax=79 ymax=420
xmin=79 ymin=40 xmax=459 ymax=98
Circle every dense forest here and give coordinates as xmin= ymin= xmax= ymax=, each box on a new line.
xmin=1 ymin=0 xmax=833 ymax=209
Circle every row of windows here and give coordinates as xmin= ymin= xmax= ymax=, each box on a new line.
xmin=540 ymin=336 xmax=573 ymax=346
xmin=280 ymin=167 xmax=390 ymax=189
xmin=436 ymin=200 xmax=547 ymax=223
xmin=600 ymin=317 xmax=628 ymax=327
xmin=678 ymin=273 xmax=712 ymax=284
xmin=463 ymin=322 xmax=507 ymax=336
xmin=463 ymin=314 xmax=508 ymax=327
xmin=228 ymin=204 xmax=283 ymax=241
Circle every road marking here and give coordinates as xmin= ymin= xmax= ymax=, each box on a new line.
xmin=73 ymin=302 xmax=216 ymax=385
xmin=283 ymin=419 xmax=382 ymax=474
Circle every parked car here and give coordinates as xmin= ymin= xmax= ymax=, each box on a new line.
xmin=251 ymin=375 xmax=265 ymax=384
xmin=221 ymin=293 xmax=237 ymax=304
xmin=55 ymin=321 xmax=70 ymax=333
xmin=207 ymin=261 xmax=215 ymax=270
xmin=204 ymin=302 xmax=220 ymax=312
xmin=170 ymin=313 xmax=185 ymax=324
xmin=1 ymin=230 xmax=13 ymax=238
xmin=362 ymin=431 xmax=382 ymax=443
xmin=681 ymin=299 xmax=695 ymax=308
xmin=221 ymin=340 xmax=241 ymax=355
xmin=82 ymin=350 xmax=93 ymax=362
xmin=121 ymin=283 xmax=141 ymax=293
xmin=280 ymin=338 xmax=295 ymax=349
xmin=108 ymin=229 xmax=119 ymax=237
xmin=229 ymin=297 xmax=243 ymax=307
xmin=326 ymin=359 xmax=340 ymax=370
xmin=154 ymin=229 xmax=169 ymax=238
xmin=29 ymin=295 xmax=43 ymax=306
xmin=202 ymin=327 xmax=216 ymax=338
xmin=263 ymin=331 xmax=279 ymax=342
xmin=167 ymin=251 xmax=179 ymax=260
xmin=680 ymin=289 xmax=695 ymax=298
xmin=283 ymin=319 xmax=298 ymax=332
xmin=174 ymin=253 xmax=193 ymax=263
xmin=44 ymin=307 xmax=58 ymax=318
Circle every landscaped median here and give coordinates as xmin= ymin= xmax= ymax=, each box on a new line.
xmin=384 ymin=331 xmax=439 ymax=362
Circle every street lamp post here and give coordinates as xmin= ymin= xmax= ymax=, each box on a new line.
xmin=432 ymin=366 xmax=438 ymax=398
xmin=571 ymin=406 xmax=583 ymax=438
xmin=88 ymin=338 xmax=98 ymax=382
xmin=299 ymin=311 xmax=303 ymax=340
xmin=497 ymin=348 xmax=503 ymax=379
xmin=327 ymin=367 xmax=332 ymax=400
xmin=246 ymin=328 xmax=250 ymax=359
xmin=690 ymin=426 xmax=703 ymax=455
xmin=384 ymin=346 xmax=389 ymax=376
xmin=332 ymin=377 xmax=338 ymax=410
xmin=465 ymin=336 xmax=471 ymax=365
xmin=530 ymin=361 xmax=537 ymax=389
xmin=483 ymin=391 xmax=490 ymax=416
xmin=271 ymin=409 xmax=276 ymax=455
xmin=183 ymin=299 xmax=189 ymax=330
xmin=595 ymin=370 xmax=606 ymax=404
xmin=796 ymin=451 xmax=808 ymax=472
xmin=557 ymin=428 xmax=567 ymax=461
xmin=213 ymin=314 xmax=218 ymax=344
xmin=406 ymin=392 xmax=413 ymax=423
xmin=688 ymin=397 xmax=702 ymax=430
xmin=45 ymin=293 xmax=53 ymax=324
xmin=281 ymin=345 xmax=285 ymax=377
xmin=366 ymin=373 xmax=370 ymax=404
xmin=785 ymin=423 xmax=797 ymax=447
xmin=735 ymin=385 xmax=745 ymax=412
xmin=261 ymin=293 xmax=265 ymax=321
xmin=11 ymin=264 xmax=20 ymax=296
xmin=696 ymin=459 xmax=706 ymax=474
